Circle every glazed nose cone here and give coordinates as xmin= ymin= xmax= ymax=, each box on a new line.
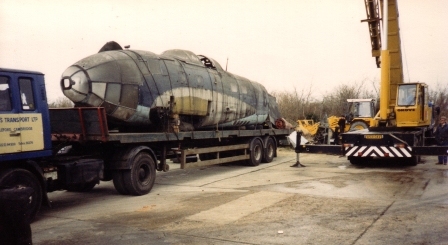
xmin=60 ymin=66 xmax=89 ymax=102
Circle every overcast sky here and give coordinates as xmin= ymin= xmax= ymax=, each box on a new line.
xmin=1 ymin=0 xmax=447 ymax=103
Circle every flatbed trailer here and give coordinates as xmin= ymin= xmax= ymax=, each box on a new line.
xmin=46 ymin=107 xmax=291 ymax=216
xmin=50 ymin=107 xmax=291 ymax=169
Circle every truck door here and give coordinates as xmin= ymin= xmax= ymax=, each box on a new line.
xmin=0 ymin=74 xmax=45 ymax=155
xmin=17 ymin=77 xmax=45 ymax=152
xmin=0 ymin=76 xmax=21 ymax=154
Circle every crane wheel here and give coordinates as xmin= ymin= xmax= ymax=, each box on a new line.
xmin=349 ymin=121 xmax=369 ymax=131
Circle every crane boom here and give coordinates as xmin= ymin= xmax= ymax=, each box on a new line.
xmin=362 ymin=0 xmax=404 ymax=126
xmin=362 ymin=0 xmax=382 ymax=68
xmin=382 ymin=0 xmax=404 ymax=122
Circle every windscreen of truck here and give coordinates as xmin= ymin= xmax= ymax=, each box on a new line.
xmin=19 ymin=78 xmax=35 ymax=110
xmin=0 ymin=76 xmax=12 ymax=111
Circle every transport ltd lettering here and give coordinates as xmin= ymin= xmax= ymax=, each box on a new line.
xmin=2 ymin=117 xmax=30 ymax=123
xmin=0 ymin=117 xmax=30 ymax=123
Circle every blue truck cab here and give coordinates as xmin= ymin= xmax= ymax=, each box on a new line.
xmin=0 ymin=68 xmax=53 ymax=161
xmin=0 ymin=68 xmax=57 ymax=221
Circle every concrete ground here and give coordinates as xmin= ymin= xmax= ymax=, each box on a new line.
xmin=32 ymin=148 xmax=448 ymax=245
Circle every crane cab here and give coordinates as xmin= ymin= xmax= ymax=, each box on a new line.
xmin=395 ymin=83 xmax=432 ymax=127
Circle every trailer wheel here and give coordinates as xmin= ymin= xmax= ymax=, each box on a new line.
xmin=123 ymin=152 xmax=156 ymax=196
xmin=0 ymin=168 xmax=42 ymax=221
xmin=262 ymin=137 xmax=276 ymax=163
xmin=247 ymin=139 xmax=263 ymax=166
xmin=113 ymin=171 xmax=129 ymax=195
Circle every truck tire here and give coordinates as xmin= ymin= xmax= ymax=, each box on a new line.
xmin=409 ymin=156 xmax=420 ymax=166
xmin=0 ymin=186 xmax=33 ymax=244
xmin=262 ymin=137 xmax=276 ymax=163
xmin=246 ymin=138 xmax=263 ymax=166
xmin=349 ymin=121 xmax=368 ymax=131
xmin=123 ymin=152 xmax=156 ymax=196
xmin=0 ymin=168 xmax=42 ymax=221
xmin=113 ymin=171 xmax=129 ymax=195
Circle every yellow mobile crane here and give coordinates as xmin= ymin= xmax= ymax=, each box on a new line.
xmin=363 ymin=0 xmax=432 ymax=128
xmin=297 ymin=0 xmax=444 ymax=165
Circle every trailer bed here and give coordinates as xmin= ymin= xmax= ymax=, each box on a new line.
xmin=49 ymin=107 xmax=291 ymax=143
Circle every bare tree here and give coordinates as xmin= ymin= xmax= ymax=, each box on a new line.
xmin=271 ymin=84 xmax=317 ymax=126
xmin=271 ymin=79 xmax=376 ymax=124
xmin=48 ymin=97 xmax=74 ymax=108
xmin=429 ymin=84 xmax=448 ymax=118
xmin=318 ymin=79 xmax=376 ymax=118
xmin=270 ymin=78 xmax=446 ymax=126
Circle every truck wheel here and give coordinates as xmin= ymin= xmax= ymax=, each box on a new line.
xmin=113 ymin=171 xmax=130 ymax=195
xmin=408 ymin=153 xmax=420 ymax=166
xmin=0 ymin=169 xmax=42 ymax=221
xmin=123 ymin=152 xmax=156 ymax=196
xmin=349 ymin=121 xmax=368 ymax=131
xmin=246 ymin=138 xmax=263 ymax=166
xmin=262 ymin=137 xmax=276 ymax=163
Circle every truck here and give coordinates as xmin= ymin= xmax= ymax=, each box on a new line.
xmin=296 ymin=0 xmax=447 ymax=164
xmin=0 ymin=47 xmax=291 ymax=221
